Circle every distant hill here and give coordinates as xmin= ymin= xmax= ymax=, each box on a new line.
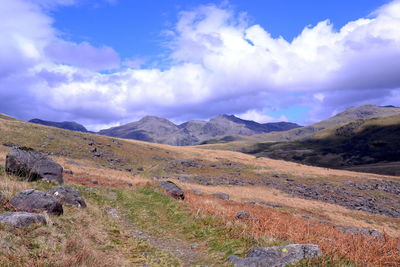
xmin=242 ymin=114 xmax=400 ymax=176
xmin=0 ymin=113 xmax=18 ymax=121
xmin=244 ymin=104 xmax=400 ymax=143
xmin=99 ymin=115 xmax=301 ymax=146
xmin=29 ymin=119 xmax=88 ymax=132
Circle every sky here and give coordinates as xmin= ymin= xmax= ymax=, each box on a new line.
xmin=1 ymin=0 xmax=400 ymax=130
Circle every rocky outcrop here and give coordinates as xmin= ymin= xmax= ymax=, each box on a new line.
xmin=0 ymin=212 xmax=47 ymax=228
xmin=10 ymin=189 xmax=63 ymax=215
xmin=157 ymin=181 xmax=185 ymax=200
xmin=228 ymin=244 xmax=322 ymax=267
xmin=5 ymin=147 xmax=63 ymax=184
xmin=48 ymin=186 xmax=86 ymax=208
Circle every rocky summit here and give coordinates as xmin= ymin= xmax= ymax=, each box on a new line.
xmin=98 ymin=114 xmax=300 ymax=146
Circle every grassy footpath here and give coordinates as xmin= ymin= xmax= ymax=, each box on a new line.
xmin=0 ymin=171 xmax=287 ymax=266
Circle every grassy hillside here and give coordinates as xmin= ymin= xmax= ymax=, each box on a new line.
xmin=201 ymin=105 xmax=400 ymax=148
xmin=0 ymin=115 xmax=399 ymax=266
xmin=242 ymin=115 xmax=400 ymax=176
xmin=0 ymin=113 xmax=18 ymax=121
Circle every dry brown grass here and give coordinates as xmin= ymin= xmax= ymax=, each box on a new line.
xmin=186 ymin=192 xmax=400 ymax=266
xmin=56 ymin=157 xmax=149 ymax=188
xmin=178 ymin=183 xmax=400 ymax=237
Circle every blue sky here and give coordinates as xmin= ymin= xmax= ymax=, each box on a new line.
xmin=1 ymin=0 xmax=399 ymax=130
xmin=53 ymin=0 xmax=389 ymax=63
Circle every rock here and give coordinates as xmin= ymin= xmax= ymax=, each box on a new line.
xmin=157 ymin=180 xmax=185 ymax=200
xmin=64 ymin=169 xmax=73 ymax=175
xmin=106 ymin=208 xmax=119 ymax=218
xmin=5 ymin=147 xmax=64 ymax=184
xmin=126 ymin=168 xmax=132 ymax=172
xmin=47 ymin=186 xmax=86 ymax=208
xmin=10 ymin=189 xmax=63 ymax=215
xmin=336 ymin=226 xmax=382 ymax=237
xmin=235 ymin=210 xmax=250 ymax=220
xmin=0 ymin=212 xmax=47 ymax=228
xmin=192 ymin=189 xmax=202 ymax=195
xmin=228 ymin=244 xmax=322 ymax=267
xmin=191 ymin=243 xmax=199 ymax=249
xmin=212 ymin=193 xmax=230 ymax=200
xmin=137 ymin=167 xmax=144 ymax=171
xmin=91 ymin=180 xmax=99 ymax=185
xmin=125 ymin=181 xmax=133 ymax=187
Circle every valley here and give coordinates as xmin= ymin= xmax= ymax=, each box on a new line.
xmin=0 ymin=112 xmax=399 ymax=266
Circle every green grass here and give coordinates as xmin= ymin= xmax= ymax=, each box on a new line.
xmin=81 ymin=185 xmax=284 ymax=265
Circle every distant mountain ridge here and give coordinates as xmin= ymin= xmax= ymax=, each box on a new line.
xmin=98 ymin=114 xmax=301 ymax=146
xmin=243 ymin=104 xmax=400 ymax=142
xmin=29 ymin=119 xmax=88 ymax=132
xmin=242 ymin=114 xmax=400 ymax=176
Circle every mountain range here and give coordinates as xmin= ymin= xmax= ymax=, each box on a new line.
xmin=207 ymin=104 xmax=400 ymax=144
xmin=27 ymin=105 xmax=400 ymax=148
xmin=98 ymin=115 xmax=301 ymax=146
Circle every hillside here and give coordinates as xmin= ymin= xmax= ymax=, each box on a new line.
xmin=29 ymin=119 xmax=88 ymax=132
xmin=99 ymin=114 xmax=300 ymax=146
xmin=242 ymin=115 xmax=400 ymax=176
xmin=0 ymin=114 xmax=399 ymax=266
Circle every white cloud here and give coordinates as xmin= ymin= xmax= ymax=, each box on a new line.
xmin=1 ymin=0 xmax=400 ymax=129
xmin=237 ymin=109 xmax=288 ymax=123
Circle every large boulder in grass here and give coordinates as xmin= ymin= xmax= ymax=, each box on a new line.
xmin=47 ymin=186 xmax=86 ymax=208
xmin=228 ymin=244 xmax=322 ymax=267
xmin=10 ymin=189 xmax=63 ymax=215
xmin=0 ymin=212 xmax=47 ymax=228
xmin=5 ymin=147 xmax=63 ymax=184
xmin=157 ymin=180 xmax=185 ymax=200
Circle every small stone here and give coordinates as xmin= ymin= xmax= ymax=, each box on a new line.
xmin=235 ymin=210 xmax=250 ymax=220
xmin=64 ymin=169 xmax=73 ymax=175
xmin=137 ymin=167 xmax=144 ymax=171
xmin=91 ymin=180 xmax=99 ymax=185
xmin=124 ymin=182 xmax=133 ymax=187
xmin=211 ymin=193 xmax=230 ymax=200
xmin=191 ymin=243 xmax=199 ymax=249
xmin=106 ymin=208 xmax=119 ymax=218
xmin=157 ymin=180 xmax=185 ymax=200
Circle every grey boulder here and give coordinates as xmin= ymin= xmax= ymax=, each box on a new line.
xmin=157 ymin=180 xmax=185 ymax=200
xmin=10 ymin=189 xmax=63 ymax=215
xmin=0 ymin=212 xmax=47 ymax=228
xmin=228 ymin=244 xmax=322 ymax=267
xmin=5 ymin=147 xmax=63 ymax=184
xmin=48 ymin=186 xmax=86 ymax=208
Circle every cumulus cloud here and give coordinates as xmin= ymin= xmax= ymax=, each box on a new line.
xmin=237 ymin=109 xmax=288 ymax=123
xmin=1 ymin=0 xmax=400 ymax=129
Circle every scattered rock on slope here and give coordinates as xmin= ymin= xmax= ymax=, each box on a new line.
xmin=48 ymin=186 xmax=86 ymax=208
xmin=235 ymin=210 xmax=250 ymax=220
xmin=10 ymin=189 xmax=63 ymax=215
xmin=0 ymin=212 xmax=47 ymax=228
xmin=157 ymin=181 xmax=185 ymax=200
xmin=228 ymin=244 xmax=322 ymax=267
xmin=212 ymin=193 xmax=230 ymax=200
xmin=5 ymin=147 xmax=64 ymax=184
